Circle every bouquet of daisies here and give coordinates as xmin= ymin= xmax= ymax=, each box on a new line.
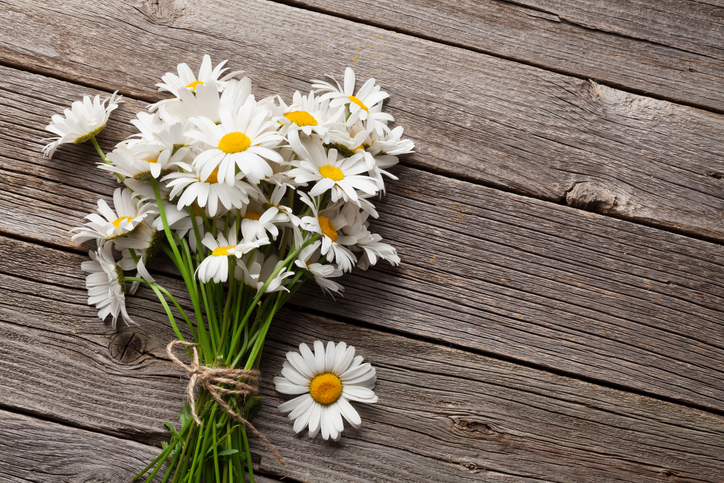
xmin=44 ymin=55 xmax=412 ymax=482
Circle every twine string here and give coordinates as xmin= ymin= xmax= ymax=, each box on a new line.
xmin=166 ymin=340 xmax=285 ymax=465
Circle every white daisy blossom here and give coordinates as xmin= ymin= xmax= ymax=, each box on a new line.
xmin=274 ymin=90 xmax=347 ymax=144
xmin=157 ymin=77 xmax=254 ymax=125
xmin=43 ymin=91 xmax=123 ymax=158
xmin=72 ymin=188 xmax=156 ymax=245
xmin=275 ymin=341 xmax=377 ymax=441
xmin=241 ymin=206 xmax=286 ymax=242
xmin=236 ymin=252 xmax=295 ymax=295
xmin=163 ymin=162 xmax=256 ymax=217
xmin=188 ymin=100 xmax=284 ymax=185
xmin=295 ymin=241 xmax=344 ymax=297
xmin=288 ymin=130 xmax=379 ymax=204
xmin=313 ymin=68 xmax=392 ymax=135
xmin=195 ymin=223 xmax=268 ymax=283
xmin=299 ymin=193 xmax=357 ymax=272
xmin=341 ymin=203 xmax=400 ymax=269
xmin=101 ymin=144 xmax=187 ymax=180
xmin=81 ymin=242 xmax=134 ymax=328
xmin=156 ymin=54 xmax=243 ymax=98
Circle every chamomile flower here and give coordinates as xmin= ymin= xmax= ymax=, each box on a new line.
xmin=163 ymin=163 xmax=256 ymax=217
xmin=236 ymin=252 xmax=295 ymax=295
xmin=100 ymin=145 xmax=187 ymax=180
xmin=195 ymin=223 xmax=267 ymax=283
xmin=340 ymin=203 xmax=400 ymax=269
xmin=81 ymin=242 xmax=134 ymax=328
xmin=275 ymin=341 xmax=377 ymax=441
xmin=156 ymin=54 xmax=242 ymax=98
xmin=43 ymin=91 xmax=123 ymax=158
xmin=275 ymin=91 xmax=346 ymax=144
xmin=313 ymin=68 xmax=392 ymax=135
xmin=72 ymin=188 xmax=155 ymax=245
xmin=299 ymin=193 xmax=357 ymax=272
xmin=188 ymin=100 xmax=284 ymax=185
xmin=295 ymin=242 xmax=344 ymax=297
xmin=288 ymin=130 xmax=379 ymax=203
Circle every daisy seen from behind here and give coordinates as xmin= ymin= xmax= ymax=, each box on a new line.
xmin=43 ymin=91 xmax=122 ymax=158
xmin=275 ymin=341 xmax=377 ymax=441
xmin=81 ymin=242 xmax=134 ymax=328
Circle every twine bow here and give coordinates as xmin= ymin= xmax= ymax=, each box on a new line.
xmin=166 ymin=340 xmax=285 ymax=465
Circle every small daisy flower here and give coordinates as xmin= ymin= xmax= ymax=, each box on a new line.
xmin=195 ymin=223 xmax=267 ymax=283
xmin=240 ymin=206 xmax=286 ymax=242
xmin=163 ymin=163 xmax=257 ymax=217
xmin=295 ymin=242 xmax=344 ymax=297
xmin=156 ymin=55 xmax=242 ymax=98
xmin=236 ymin=252 xmax=295 ymax=295
xmin=81 ymin=242 xmax=134 ymax=328
xmin=43 ymin=91 xmax=123 ymax=158
xmin=340 ymin=203 xmax=400 ymax=269
xmin=299 ymin=193 xmax=357 ymax=272
xmin=288 ymin=130 xmax=379 ymax=204
xmin=275 ymin=91 xmax=346 ymax=144
xmin=313 ymin=68 xmax=392 ymax=135
xmin=275 ymin=341 xmax=377 ymax=441
xmin=100 ymin=145 xmax=187 ymax=181
xmin=72 ymin=188 xmax=155 ymax=245
xmin=188 ymin=100 xmax=284 ymax=186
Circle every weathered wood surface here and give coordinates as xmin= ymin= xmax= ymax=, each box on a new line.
xmin=2 ymin=65 xmax=723 ymax=413
xmin=0 ymin=409 xmax=281 ymax=483
xmin=2 ymin=2 xmax=724 ymax=240
xmin=1 ymin=237 xmax=723 ymax=482
xmin=284 ymin=0 xmax=724 ymax=112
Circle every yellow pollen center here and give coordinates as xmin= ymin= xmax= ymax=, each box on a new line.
xmin=284 ymin=111 xmax=318 ymax=127
xmin=199 ymin=168 xmax=220 ymax=184
xmin=146 ymin=158 xmax=158 ymax=164
xmin=348 ymin=95 xmax=369 ymax=112
xmin=244 ymin=212 xmax=261 ymax=221
xmin=112 ymin=216 xmax=133 ymax=228
xmin=185 ymin=80 xmax=204 ymax=90
xmin=319 ymin=164 xmax=344 ymax=181
xmin=309 ymin=373 xmax=343 ymax=405
xmin=218 ymin=132 xmax=251 ymax=154
xmin=318 ymin=216 xmax=338 ymax=242
xmin=211 ymin=245 xmax=235 ymax=257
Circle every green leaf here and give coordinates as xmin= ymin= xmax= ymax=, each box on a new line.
xmin=216 ymin=449 xmax=239 ymax=457
xmin=243 ymin=395 xmax=263 ymax=422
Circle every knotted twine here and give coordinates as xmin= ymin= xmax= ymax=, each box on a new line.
xmin=166 ymin=340 xmax=285 ymax=465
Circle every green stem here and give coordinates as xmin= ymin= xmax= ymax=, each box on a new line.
xmin=90 ymin=136 xmax=124 ymax=182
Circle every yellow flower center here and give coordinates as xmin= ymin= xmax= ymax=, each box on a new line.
xmin=284 ymin=111 xmax=318 ymax=127
xmin=146 ymin=158 xmax=158 ymax=164
xmin=309 ymin=373 xmax=343 ymax=405
xmin=211 ymin=245 xmax=235 ymax=257
xmin=218 ymin=132 xmax=251 ymax=154
xmin=349 ymin=95 xmax=369 ymax=112
xmin=199 ymin=168 xmax=220 ymax=184
xmin=319 ymin=164 xmax=344 ymax=181
xmin=112 ymin=216 xmax=133 ymax=228
xmin=185 ymin=80 xmax=204 ymax=90
xmin=318 ymin=216 xmax=338 ymax=242
xmin=244 ymin=212 xmax=261 ymax=221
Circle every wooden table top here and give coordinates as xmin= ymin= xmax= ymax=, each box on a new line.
xmin=0 ymin=0 xmax=722 ymax=481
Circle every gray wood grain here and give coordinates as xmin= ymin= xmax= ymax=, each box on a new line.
xmin=1 ymin=237 xmax=723 ymax=482
xmin=0 ymin=409 xmax=281 ymax=482
xmin=1 ymin=4 xmax=723 ymax=239
xmin=1 ymin=65 xmax=723 ymax=412
xmin=281 ymin=0 xmax=724 ymax=112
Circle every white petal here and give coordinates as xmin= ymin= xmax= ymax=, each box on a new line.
xmin=337 ymin=396 xmax=362 ymax=429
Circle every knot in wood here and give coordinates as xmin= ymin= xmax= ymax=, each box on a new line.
xmin=108 ymin=330 xmax=146 ymax=363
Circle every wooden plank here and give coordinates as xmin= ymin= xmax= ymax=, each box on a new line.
xmin=0 ymin=409 xmax=280 ymax=482
xmin=282 ymin=0 xmax=724 ymax=112
xmin=2 ymin=66 xmax=724 ymax=412
xmin=1 ymin=4 xmax=723 ymax=240
xmin=1 ymin=238 xmax=723 ymax=482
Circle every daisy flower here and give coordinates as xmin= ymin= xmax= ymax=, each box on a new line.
xmin=100 ymin=144 xmax=187 ymax=181
xmin=235 ymin=252 xmax=295 ymax=295
xmin=195 ymin=223 xmax=267 ymax=283
xmin=275 ymin=341 xmax=377 ymax=441
xmin=72 ymin=188 xmax=155 ymax=245
xmin=43 ymin=91 xmax=123 ymax=158
xmin=81 ymin=242 xmax=134 ymax=328
xmin=295 ymin=241 xmax=344 ymax=297
xmin=163 ymin=163 xmax=257 ymax=217
xmin=157 ymin=77 xmax=253 ymax=125
xmin=188 ymin=100 xmax=284 ymax=186
xmin=299 ymin=193 xmax=357 ymax=272
xmin=340 ymin=203 xmax=400 ymax=270
xmin=156 ymin=54 xmax=242 ymax=98
xmin=288 ymin=130 xmax=379 ymax=204
xmin=313 ymin=68 xmax=392 ymax=135
xmin=275 ymin=90 xmax=346 ymax=144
